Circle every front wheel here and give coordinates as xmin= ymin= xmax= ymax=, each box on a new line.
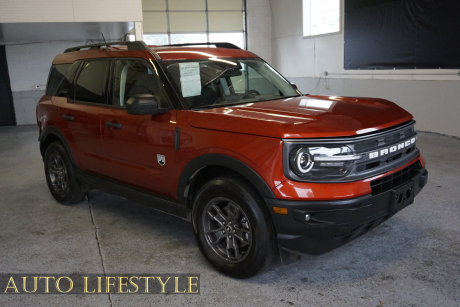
xmin=192 ymin=175 xmax=278 ymax=278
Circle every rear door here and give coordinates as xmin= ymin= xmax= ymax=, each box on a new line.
xmin=99 ymin=58 xmax=177 ymax=199
xmin=56 ymin=60 xmax=110 ymax=176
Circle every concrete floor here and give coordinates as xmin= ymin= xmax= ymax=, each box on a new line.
xmin=0 ymin=125 xmax=459 ymax=307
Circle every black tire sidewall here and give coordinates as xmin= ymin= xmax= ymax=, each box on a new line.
xmin=44 ymin=142 xmax=83 ymax=205
xmin=192 ymin=176 xmax=277 ymax=278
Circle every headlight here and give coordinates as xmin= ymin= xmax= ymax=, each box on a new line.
xmin=289 ymin=146 xmax=362 ymax=180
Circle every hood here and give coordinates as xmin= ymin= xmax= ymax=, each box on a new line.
xmin=186 ymin=95 xmax=414 ymax=139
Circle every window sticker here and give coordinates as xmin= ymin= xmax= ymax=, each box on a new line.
xmin=179 ymin=63 xmax=201 ymax=97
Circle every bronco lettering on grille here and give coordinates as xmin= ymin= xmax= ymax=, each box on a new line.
xmin=368 ymin=137 xmax=417 ymax=159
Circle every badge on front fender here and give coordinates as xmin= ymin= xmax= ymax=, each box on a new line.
xmin=157 ymin=154 xmax=165 ymax=166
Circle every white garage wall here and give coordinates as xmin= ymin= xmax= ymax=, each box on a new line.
xmin=247 ymin=0 xmax=272 ymax=64
xmin=5 ymin=41 xmax=87 ymax=125
xmin=271 ymin=0 xmax=460 ymax=137
xmin=0 ymin=0 xmax=142 ymax=23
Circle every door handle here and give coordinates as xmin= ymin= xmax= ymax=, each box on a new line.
xmin=61 ymin=115 xmax=74 ymax=121
xmin=105 ymin=121 xmax=122 ymax=129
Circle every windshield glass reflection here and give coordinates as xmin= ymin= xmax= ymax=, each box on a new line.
xmin=160 ymin=58 xmax=300 ymax=109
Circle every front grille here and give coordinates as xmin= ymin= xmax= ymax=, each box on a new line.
xmin=352 ymin=124 xmax=417 ymax=173
xmin=356 ymin=145 xmax=416 ymax=172
xmin=370 ymin=161 xmax=421 ymax=196
xmin=353 ymin=125 xmax=414 ymax=153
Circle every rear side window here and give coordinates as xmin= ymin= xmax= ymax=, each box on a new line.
xmin=46 ymin=64 xmax=71 ymax=95
xmin=74 ymin=61 xmax=110 ymax=104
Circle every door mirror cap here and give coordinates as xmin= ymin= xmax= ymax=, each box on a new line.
xmin=126 ymin=94 xmax=169 ymax=115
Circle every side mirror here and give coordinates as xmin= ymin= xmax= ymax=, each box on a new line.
xmin=126 ymin=94 xmax=169 ymax=115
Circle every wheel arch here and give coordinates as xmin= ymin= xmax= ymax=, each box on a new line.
xmin=38 ymin=126 xmax=76 ymax=166
xmin=177 ymin=154 xmax=276 ymax=209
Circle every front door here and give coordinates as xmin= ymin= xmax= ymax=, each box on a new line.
xmin=100 ymin=58 xmax=177 ymax=199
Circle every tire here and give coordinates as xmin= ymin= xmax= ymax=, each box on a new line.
xmin=44 ymin=141 xmax=86 ymax=205
xmin=192 ymin=175 xmax=278 ymax=278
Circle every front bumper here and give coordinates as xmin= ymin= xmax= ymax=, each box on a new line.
xmin=266 ymin=163 xmax=428 ymax=255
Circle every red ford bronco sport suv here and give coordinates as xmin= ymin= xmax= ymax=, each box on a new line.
xmin=37 ymin=41 xmax=428 ymax=278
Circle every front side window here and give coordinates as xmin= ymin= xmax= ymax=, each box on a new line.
xmin=111 ymin=59 xmax=170 ymax=108
xmin=74 ymin=61 xmax=110 ymax=104
xmin=161 ymin=58 xmax=300 ymax=109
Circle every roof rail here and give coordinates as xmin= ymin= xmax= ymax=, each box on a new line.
xmin=64 ymin=41 xmax=151 ymax=53
xmin=160 ymin=42 xmax=242 ymax=50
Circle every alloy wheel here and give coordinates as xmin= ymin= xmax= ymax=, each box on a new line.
xmin=202 ymin=197 xmax=253 ymax=263
xmin=48 ymin=153 xmax=68 ymax=195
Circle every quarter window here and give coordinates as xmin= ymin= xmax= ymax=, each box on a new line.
xmin=55 ymin=61 xmax=81 ymax=98
xmin=46 ymin=64 xmax=71 ymax=96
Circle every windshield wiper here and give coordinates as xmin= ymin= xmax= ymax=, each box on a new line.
xmin=192 ymin=101 xmax=247 ymax=110
xmin=257 ymin=95 xmax=299 ymax=102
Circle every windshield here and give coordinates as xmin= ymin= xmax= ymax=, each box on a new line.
xmin=160 ymin=58 xmax=300 ymax=109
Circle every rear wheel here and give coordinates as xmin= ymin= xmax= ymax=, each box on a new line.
xmin=192 ymin=175 xmax=278 ymax=278
xmin=44 ymin=142 xmax=85 ymax=205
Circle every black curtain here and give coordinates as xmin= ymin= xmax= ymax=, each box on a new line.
xmin=0 ymin=46 xmax=16 ymax=126
xmin=344 ymin=0 xmax=460 ymax=69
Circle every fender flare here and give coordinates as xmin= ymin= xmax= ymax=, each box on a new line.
xmin=38 ymin=126 xmax=76 ymax=166
xmin=177 ymin=154 xmax=276 ymax=206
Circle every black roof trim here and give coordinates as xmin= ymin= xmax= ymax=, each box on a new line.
xmin=64 ymin=41 xmax=151 ymax=53
xmin=158 ymin=42 xmax=242 ymax=50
